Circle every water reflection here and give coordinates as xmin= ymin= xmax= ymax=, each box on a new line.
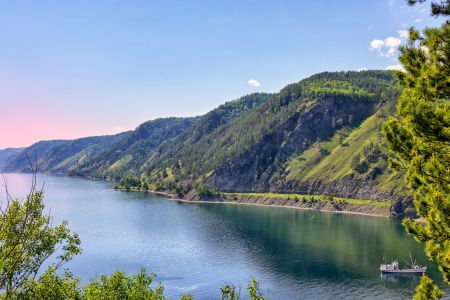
xmin=380 ymin=272 xmax=422 ymax=282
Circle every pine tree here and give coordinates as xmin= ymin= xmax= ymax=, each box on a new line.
xmin=407 ymin=0 xmax=450 ymax=16
xmin=382 ymin=2 xmax=449 ymax=298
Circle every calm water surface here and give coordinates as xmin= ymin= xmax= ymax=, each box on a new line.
xmin=1 ymin=173 xmax=447 ymax=299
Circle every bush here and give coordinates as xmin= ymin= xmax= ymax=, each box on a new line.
xmin=196 ymin=185 xmax=218 ymax=197
xmin=119 ymin=176 xmax=141 ymax=189
xmin=354 ymin=161 xmax=369 ymax=174
xmin=84 ymin=269 xmax=165 ymax=300
xmin=18 ymin=267 xmax=81 ymax=300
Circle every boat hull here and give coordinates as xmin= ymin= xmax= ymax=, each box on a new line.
xmin=380 ymin=268 xmax=427 ymax=274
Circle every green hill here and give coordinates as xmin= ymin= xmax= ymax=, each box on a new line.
xmin=1 ymin=71 xmax=410 ymax=213
xmin=1 ymin=118 xmax=195 ymax=176
xmin=74 ymin=117 xmax=199 ymax=179
xmin=137 ymin=71 xmax=405 ymax=203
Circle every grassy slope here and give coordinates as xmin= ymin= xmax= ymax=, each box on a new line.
xmin=285 ymin=127 xmax=352 ymax=181
xmin=284 ymin=100 xmax=405 ymax=193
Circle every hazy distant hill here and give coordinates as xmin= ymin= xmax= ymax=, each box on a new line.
xmin=0 ymin=71 xmax=408 ymax=203
xmin=1 ymin=118 xmax=197 ymax=177
xmin=1 ymin=136 xmax=124 ymax=173
xmin=0 ymin=92 xmax=271 ymax=179
xmin=0 ymin=148 xmax=25 ymax=170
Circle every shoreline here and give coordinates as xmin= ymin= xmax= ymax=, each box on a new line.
xmin=2 ymin=172 xmax=392 ymax=218
xmin=115 ymin=187 xmax=391 ymax=218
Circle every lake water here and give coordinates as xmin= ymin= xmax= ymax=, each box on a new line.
xmin=1 ymin=173 xmax=446 ymax=299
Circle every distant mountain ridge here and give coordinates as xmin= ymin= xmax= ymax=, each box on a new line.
xmin=0 ymin=93 xmax=270 ymax=179
xmin=0 ymin=119 xmax=196 ymax=177
xmin=0 ymin=71 xmax=409 ymax=210
xmin=0 ymin=148 xmax=25 ymax=170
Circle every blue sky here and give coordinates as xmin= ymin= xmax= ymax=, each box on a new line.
xmin=0 ymin=0 xmax=443 ymax=147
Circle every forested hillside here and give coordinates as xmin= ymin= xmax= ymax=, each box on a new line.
xmin=1 ymin=135 xmax=126 ymax=173
xmin=0 ymin=118 xmax=196 ymax=176
xmin=73 ymin=117 xmax=199 ymax=179
xmin=72 ymin=93 xmax=269 ymax=179
xmin=1 ymin=71 xmax=408 ymax=205
xmin=137 ymin=70 xmax=405 ymax=202
xmin=0 ymin=93 xmax=270 ymax=179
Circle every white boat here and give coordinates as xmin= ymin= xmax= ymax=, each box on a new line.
xmin=380 ymin=260 xmax=427 ymax=274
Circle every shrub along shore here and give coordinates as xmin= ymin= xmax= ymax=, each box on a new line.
xmin=114 ymin=185 xmax=392 ymax=218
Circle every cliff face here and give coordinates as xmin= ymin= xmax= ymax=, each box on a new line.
xmin=273 ymin=179 xmax=402 ymax=201
xmin=205 ymin=97 xmax=378 ymax=192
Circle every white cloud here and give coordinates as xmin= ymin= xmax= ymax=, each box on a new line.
xmin=398 ymin=29 xmax=409 ymax=39
xmin=369 ymin=30 xmax=408 ymax=58
xmin=385 ymin=37 xmax=402 ymax=47
xmin=386 ymin=64 xmax=405 ymax=71
xmin=248 ymin=79 xmax=261 ymax=87
xmin=356 ymin=67 xmax=368 ymax=72
xmin=370 ymin=39 xmax=384 ymax=50
xmin=415 ymin=18 xmax=422 ymax=23
xmin=388 ymin=0 xmax=395 ymax=6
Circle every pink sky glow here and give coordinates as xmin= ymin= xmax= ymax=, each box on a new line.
xmin=0 ymin=110 xmax=124 ymax=149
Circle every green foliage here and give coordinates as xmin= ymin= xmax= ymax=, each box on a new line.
xmin=145 ymin=93 xmax=272 ymax=180
xmin=413 ymin=276 xmax=444 ymax=300
xmin=220 ymin=278 xmax=264 ymax=300
xmin=407 ymin=0 xmax=450 ymax=16
xmin=196 ymin=184 xmax=218 ymax=197
xmin=83 ymin=269 xmax=165 ymax=300
xmin=1 ymin=118 xmax=197 ymax=180
xmin=221 ymin=284 xmax=239 ymax=300
xmin=286 ymin=128 xmax=353 ymax=180
xmin=382 ymin=6 xmax=450 ymax=297
xmin=224 ymin=192 xmax=391 ymax=207
xmin=146 ymin=181 xmax=192 ymax=196
xmin=302 ymin=79 xmax=376 ymax=99
xmin=145 ymin=71 xmax=398 ymax=189
xmin=247 ymin=278 xmax=264 ymax=300
xmin=0 ymin=183 xmax=81 ymax=298
xmin=354 ymin=161 xmax=369 ymax=174
xmin=17 ymin=266 xmax=81 ymax=300
xmin=117 ymin=176 xmax=142 ymax=190
xmin=287 ymin=99 xmax=403 ymax=194
xmin=79 ymin=117 xmax=198 ymax=180
xmin=0 ymin=71 xmax=405 ymax=204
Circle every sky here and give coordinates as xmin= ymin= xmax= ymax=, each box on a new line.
xmin=0 ymin=0 xmax=444 ymax=148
